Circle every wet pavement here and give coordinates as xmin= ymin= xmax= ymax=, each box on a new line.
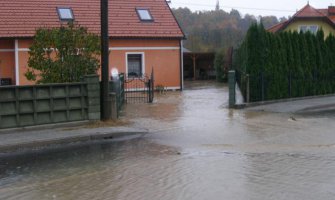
xmin=245 ymin=95 xmax=335 ymax=114
xmin=0 ymin=125 xmax=148 ymax=153
xmin=1 ymin=81 xmax=335 ymax=200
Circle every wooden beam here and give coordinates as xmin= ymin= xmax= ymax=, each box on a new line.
xmin=192 ymin=54 xmax=196 ymax=80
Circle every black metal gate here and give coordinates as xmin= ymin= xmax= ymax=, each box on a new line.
xmin=124 ymin=70 xmax=154 ymax=103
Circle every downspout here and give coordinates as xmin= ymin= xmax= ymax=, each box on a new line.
xmin=179 ymin=40 xmax=184 ymax=91
xmin=15 ymin=39 xmax=19 ymax=85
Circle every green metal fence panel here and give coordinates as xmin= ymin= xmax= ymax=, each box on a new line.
xmin=83 ymin=75 xmax=100 ymax=121
xmin=238 ymin=71 xmax=335 ymax=102
xmin=0 ymin=75 xmax=100 ymax=129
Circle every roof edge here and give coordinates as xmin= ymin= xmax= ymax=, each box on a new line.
xmin=0 ymin=36 xmax=185 ymax=40
xmin=165 ymin=1 xmax=186 ymax=39
xmin=110 ymin=36 xmax=184 ymax=40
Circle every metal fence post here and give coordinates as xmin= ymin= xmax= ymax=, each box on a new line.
xmin=110 ymin=75 xmax=124 ymax=119
xmin=228 ymin=70 xmax=236 ymax=108
xmin=261 ymin=72 xmax=264 ymax=101
xmin=246 ymin=74 xmax=250 ymax=103
xmin=288 ymin=71 xmax=292 ymax=98
xmin=150 ymin=69 xmax=154 ymax=102
xmin=147 ymin=79 xmax=151 ymax=103
xmin=109 ymin=93 xmax=118 ymax=120
xmin=313 ymin=69 xmax=318 ymax=95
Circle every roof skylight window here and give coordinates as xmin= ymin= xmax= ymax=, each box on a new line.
xmin=136 ymin=9 xmax=154 ymax=21
xmin=57 ymin=7 xmax=74 ymax=21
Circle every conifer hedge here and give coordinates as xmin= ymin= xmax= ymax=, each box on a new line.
xmin=235 ymin=23 xmax=335 ymax=102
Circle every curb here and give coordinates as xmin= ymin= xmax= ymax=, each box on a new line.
xmin=0 ymin=120 xmax=91 ymax=135
xmin=0 ymin=130 xmax=148 ymax=154
xmin=234 ymin=93 xmax=335 ymax=109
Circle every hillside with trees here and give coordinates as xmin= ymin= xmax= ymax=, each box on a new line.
xmin=172 ymin=7 xmax=285 ymax=52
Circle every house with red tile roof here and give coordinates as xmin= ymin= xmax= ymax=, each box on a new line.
xmin=0 ymin=0 xmax=185 ymax=89
xmin=268 ymin=3 xmax=335 ymax=37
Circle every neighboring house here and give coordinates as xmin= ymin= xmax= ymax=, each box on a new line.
xmin=268 ymin=3 xmax=335 ymax=36
xmin=0 ymin=0 xmax=185 ymax=90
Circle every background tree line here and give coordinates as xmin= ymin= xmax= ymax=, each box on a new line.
xmin=235 ymin=23 xmax=335 ymax=102
xmin=172 ymin=7 xmax=285 ymax=52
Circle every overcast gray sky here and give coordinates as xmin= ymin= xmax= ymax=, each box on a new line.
xmin=170 ymin=0 xmax=335 ymax=18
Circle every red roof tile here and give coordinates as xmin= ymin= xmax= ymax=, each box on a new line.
xmin=294 ymin=4 xmax=325 ymax=18
xmin=267 ymin=4 xmax=335 ymax=33
xmin=318 ymin=9 xmax=329 ymax=16
xmin=328 ymin=16 xmax=335 ymax=23
xmin=267 ymin=21 xmax=287 ymax=33
xmin=0 ymin=0 xmax=185 ymax=38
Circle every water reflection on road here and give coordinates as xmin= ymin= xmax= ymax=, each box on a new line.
xmin=1 ymin=81 xmax=335 ymax=200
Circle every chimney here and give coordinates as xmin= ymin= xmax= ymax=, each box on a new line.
xmin=328 ymin=6 xmax=335 ymax=15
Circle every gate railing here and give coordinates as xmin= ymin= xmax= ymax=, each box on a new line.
xmin=148 ymin=69 xmax=154 ymax=103
xmin=119 ymin=74 xmax=125 ymax=107
xmin=124 ymin=69 xmax=154 ymax=103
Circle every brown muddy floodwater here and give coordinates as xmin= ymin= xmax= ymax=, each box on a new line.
xmin=1 ymin=81 xmax=335 ymax=200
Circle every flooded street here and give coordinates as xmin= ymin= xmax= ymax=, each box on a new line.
xmin=1 ymin=81 xmax=335 ymax=199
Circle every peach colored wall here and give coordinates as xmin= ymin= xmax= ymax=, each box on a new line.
xmin=0 ymin=39 xmax=15 ymax=84
xmin=1 ymin=38 xmax=181 ymax=88
xmin=109 ymin=39 xmax=181 ymax=88
xmin=18 ymin=39 xmax=34 ymax=85
xmin=109 ymin=49 xmax=180 ymax=88
xmin=18 ymin=40 xmax=32 ymax=48
xmin=0 ymin=39 xmax=33 ymax=85
xmin=19 ymin=53 xmax=33 ymax=85
xmin=0 ymin=52 xmax=15 ymax=81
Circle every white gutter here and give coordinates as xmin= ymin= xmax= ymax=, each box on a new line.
xmin=15 ymin=39 xmax=19 ymax=85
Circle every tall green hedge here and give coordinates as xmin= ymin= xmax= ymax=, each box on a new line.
xmin=235 ymin=23 xmax=335 ymax=102
xmin=214 ymin=50 xmax=225 ymax=82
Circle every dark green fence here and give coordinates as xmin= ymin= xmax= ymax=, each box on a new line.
xmin=0 ymin=75 xmax=100 ymax=129
xmin=237 ymin=71 xmax=335 ymax=102
xmin=118 ymin=73 xmax=125 ymax=111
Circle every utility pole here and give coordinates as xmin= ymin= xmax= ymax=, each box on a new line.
xmin=101 ymin=0 xmax=110 ymax=120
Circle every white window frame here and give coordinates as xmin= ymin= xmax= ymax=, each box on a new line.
xmin=298 ymin=25 xmax=319 ymax=34
xmin=126 ymin=52 xmax=145 ymax=77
